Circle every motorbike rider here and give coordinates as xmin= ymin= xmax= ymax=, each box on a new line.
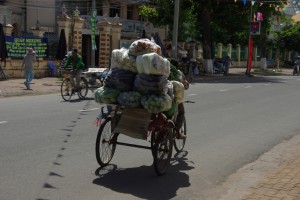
xmin=223 ymin=56 xmax=233 ymax=75
xmin=293 ymin=56 xmax=300 ymax=76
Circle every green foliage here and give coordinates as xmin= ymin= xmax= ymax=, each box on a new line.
xmin=140 ymin=0 xmax=196 ymax=41
xmin=275 ymin=22 xmax=300 ymax=52
xmin=144 ymin=0 xmax=291 ymax=57
xmin=139 ymin=5 xmax=158 ymax=20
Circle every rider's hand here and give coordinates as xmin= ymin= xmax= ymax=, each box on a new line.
xmin=183 ymin=79 xmax=189 ymax=90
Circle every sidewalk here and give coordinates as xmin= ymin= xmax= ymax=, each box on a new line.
xmin=0 ymin=77 xmax=62 ymax=98
xmin=216 ymin=133 xmax=300 ymax=200
xmin=1 ymin=68 xmax=299 ymax=200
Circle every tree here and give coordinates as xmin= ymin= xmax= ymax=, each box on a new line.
xmin=143 ymin=0 xmax=289 ymax=70
xmin=275 ymin=22 xmax=300 ymax=53
xmin=139 ymin=0 xmax=196 ymax=41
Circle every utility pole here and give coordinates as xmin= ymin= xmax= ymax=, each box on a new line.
xmin=172 ymin=0 xmax=180 ymax=60
xmin=91 ymin=0 xmax=96 ymax=67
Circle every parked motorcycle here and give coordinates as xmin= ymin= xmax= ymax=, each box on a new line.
xmin=213 ymin=58 xmax=226 ymax=74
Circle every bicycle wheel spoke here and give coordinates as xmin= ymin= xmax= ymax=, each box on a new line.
xmin=95 ymin=118 xmax=117 ymax=167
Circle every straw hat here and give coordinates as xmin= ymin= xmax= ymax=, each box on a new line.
xmin=28 ymin=48 xmax=35 ymax=54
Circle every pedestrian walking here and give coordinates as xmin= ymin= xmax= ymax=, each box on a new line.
xmin=21 ymin=48 xmax=36 ymax=89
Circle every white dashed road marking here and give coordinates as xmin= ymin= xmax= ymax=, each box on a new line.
xmin=78 ymin=108 xmax=99 ymax=112
xmin=188 ymin=94 xmax=197 ymax=96
xmin=219 ymin=89 xmax=228 ymax=92
xmin=244 ymin=86 xmax=253 ymax=88
xmin=0 ymin=121 xmax=8 ymax=124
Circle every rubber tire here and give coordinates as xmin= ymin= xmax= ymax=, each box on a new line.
xmin=174 ymin=117 xmax=187 ymax=152
xmin=78 ymin=77 xmax=89 ymax=99
xmin=61 ymin=78 xmax=73 ymax=101
xmin=95 ymin=117 xmax=118 ymax=167
xmin=152 ymin=121 xmax=174 ymax=176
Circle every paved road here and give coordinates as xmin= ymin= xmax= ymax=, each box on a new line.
xmin=1 ymin=74 xmax=300 ymax=199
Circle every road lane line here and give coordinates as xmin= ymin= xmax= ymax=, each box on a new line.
xmin=188 ymin=94 xmax=197 ymax=96
xmin=219 ymin=89 xmax=228 ymax=92
xmin=78 ymin=108 xmax=99 ymax=112
xmin=244 ymin=85 xmax=253 ymax=88
xmin=0 ymin=121 xmax=8 ymax=124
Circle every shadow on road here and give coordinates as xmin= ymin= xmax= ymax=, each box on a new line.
xmin=93 ymin=151 xmax=194 ymax=199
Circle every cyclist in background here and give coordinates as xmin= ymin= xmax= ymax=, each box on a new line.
xmin=64 ymin=48 xmax=85 ymax=91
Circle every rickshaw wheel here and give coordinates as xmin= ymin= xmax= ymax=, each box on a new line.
xmin=95 ymin=117 xmax=118 ymax=167
xmin=174 ymin=117 xmax=187 ymax=152
xmin=151 ymin=121 xmax=174 ymax=176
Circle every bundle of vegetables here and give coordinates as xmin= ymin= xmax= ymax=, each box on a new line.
xmin=94 ymin=86 xmax=121 ymax=104
xmin=168 ymin=63 xmax=183 ymax=82
xmin=134 ymin=74 xmax=168 ymax=95
xmin=128 ymin=38 xmax=161 ymax=56
xmin=136 ymin=53 xmax=170 ymax=77
xmin=111 ymin=48 xmax=137 ymax=73
xmin=141 ymin=93 xmax=172 ymax=113
xmin=117 ymin=91 xmax=142 ymax=107
xmin=171 ymin=81 xmax=185 ymax=104
xmin=163 ymin=100 xmax=177 ymax=119
xmin=104 ymin=68 xmax=136 ymax=91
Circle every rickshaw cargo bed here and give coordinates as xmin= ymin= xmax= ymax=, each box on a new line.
xmin=114 ymin=107 xmax=151 ymax=139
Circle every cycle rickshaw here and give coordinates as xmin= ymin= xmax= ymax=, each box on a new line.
xmin=95 ymin=104 xmax=187 ymax=176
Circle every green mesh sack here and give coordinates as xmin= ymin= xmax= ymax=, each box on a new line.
xmin=163 ymin=100 xmax=177 ymax=119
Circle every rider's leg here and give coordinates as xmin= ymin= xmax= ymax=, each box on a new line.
xmin=75 ymin=69 xmax=82 ymax=89
xmin=70 ymin=73 xmax=76 ymax=91
xmin=175 ymin=103 xmax=186 ymax=139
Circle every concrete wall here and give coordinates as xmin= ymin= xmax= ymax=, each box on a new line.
xmin=1 ymin=59 xmax=60 ymax=79
xmin=26 ymin=0 xmax=56 ymax=31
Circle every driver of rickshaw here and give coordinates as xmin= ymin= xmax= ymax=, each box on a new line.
xmin=63 ymin=48 xmax=85 ymax=91
xmin=170 ymin=59 xmax=189 ymax=139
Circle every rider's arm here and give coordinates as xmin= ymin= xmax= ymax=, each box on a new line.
xmin=76 ymin=55 xmax=85 ymax=70
xmin=64 ymin=56 xmax=72 ymax=68
xmin=179 ymin=71 xmax=189 ymax=90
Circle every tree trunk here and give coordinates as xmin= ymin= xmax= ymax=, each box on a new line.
xmin=260 ymin=35 xmax=267 ymax=70
xmin=201 ymin=6 xmax=213 ymax=73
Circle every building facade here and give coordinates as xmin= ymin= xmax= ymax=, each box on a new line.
xmin=0 ymin=0 xmax=166 ymax=77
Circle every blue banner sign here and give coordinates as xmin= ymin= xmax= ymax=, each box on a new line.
xmin=5 ymin=36 xmax=48 ymax=58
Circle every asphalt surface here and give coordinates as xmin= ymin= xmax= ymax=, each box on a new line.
xmin=2 ymin=67 xmax=300 ymax=199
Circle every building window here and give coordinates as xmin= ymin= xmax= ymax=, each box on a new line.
xmin=12 ymin=23 xmax=19 ymax=37
xmin=127 ymin=5 xmax=133 ymax=20
xmin=110 ymin=4 xmax=120 ymax=17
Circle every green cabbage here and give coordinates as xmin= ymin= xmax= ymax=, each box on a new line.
xmin=141 ymin=94 xmax=172 ymax=113
xmin=117 ymin=91 xmax=142 ymax=107
xmin=171 ymin=81 xmax=184 ymax=103
xmin=95 ymin=86 xmax=121 ymax=104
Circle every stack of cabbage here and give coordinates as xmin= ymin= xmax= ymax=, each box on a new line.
xmin=95 ymin=38 xmax=184 ymax=114
xmin=128 ymin=38 xmax=162 ymax=56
